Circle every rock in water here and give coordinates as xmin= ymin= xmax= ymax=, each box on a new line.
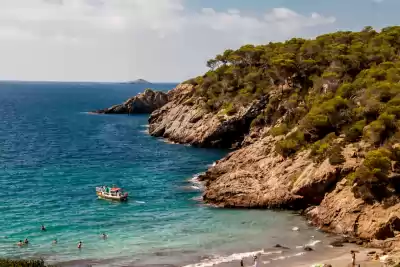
xmin=93 ymin=89 xmax=168 ymax=114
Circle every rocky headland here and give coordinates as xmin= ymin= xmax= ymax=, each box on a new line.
xmin=148 ymin=27 xmax=400 ymax=264
xmin=93 ymin=88 xmax=168 ymax=114
xmin=108 ymin=27 xmax=400 ymax=264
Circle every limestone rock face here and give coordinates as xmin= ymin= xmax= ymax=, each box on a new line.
xmin=201 ymin=137 xmax=361 ymax=209
xmin=148 ymin=84 xmax=267 ymax=148
xmin=94 ymin=89 xmax=168 ymax=114
xmin=147 ymin=83 xmax=400 ymax=251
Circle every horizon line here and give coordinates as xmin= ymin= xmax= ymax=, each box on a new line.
xmin=0 ymin=79 xmax=180 ymax=84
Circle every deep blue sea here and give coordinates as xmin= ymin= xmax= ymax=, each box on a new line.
xmin=0 ymin=82 xmax=332 ymax=267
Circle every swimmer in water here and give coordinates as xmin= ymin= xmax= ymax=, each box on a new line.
xmin=52 ymin=239 xmax=57 ymax=244
xmin=101 ymin=233 xmax=107 ymax=239
xmin=24 ymin=238 xmax=29 ymax=245
xmin=77 ymin=241 xmax=82 ymax=249
xmin=41 ymin=225 xmax=46 ymax=231
xmin=17 ymin=240 xmax=23 ymax=247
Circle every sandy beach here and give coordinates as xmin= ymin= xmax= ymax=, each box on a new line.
xmin=192 ymin=243 xmax=388 ymax=267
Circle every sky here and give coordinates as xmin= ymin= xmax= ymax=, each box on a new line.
xmin=0 ymin=0 xmax=398 ymax=83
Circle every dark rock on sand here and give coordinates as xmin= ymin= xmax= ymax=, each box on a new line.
xmin=329 ymin=239 xmax=345 ymax=247
xmin=274 ymin=244 xmax=290 ymax=249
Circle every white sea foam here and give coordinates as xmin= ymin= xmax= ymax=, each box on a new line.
xmin=190 ymin=185 xmax=201 ymax=190
xmin=159 ymin=138 xmax=178 ymax=144
xmin=140 ymin=124 xmax=150 ymax=128
xmin=191 ymin=196 xmax=203 ymax=201
xmin=306 ymin=240 xmax=322 ymax=247
xmin=181 ymin=250 xmax=282 ymax=267
xmin=135 ymin=201 xmax=146 ymax=204
xmin=188 ymin=174 xmax=205 ymax=190
xmin=207 ymin=161 xmax=217 ymax=168
xmin=271 ymin=252 xmax=306 ymax=261
xmin=296 ymin=239 xmax=322 ymax=249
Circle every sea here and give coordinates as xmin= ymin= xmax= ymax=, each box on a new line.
xmin=0 ymin=82 xmax=344 ymax=267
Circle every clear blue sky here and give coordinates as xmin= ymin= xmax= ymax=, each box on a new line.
xmin=188 ymin=0 xmax=398 ymax=31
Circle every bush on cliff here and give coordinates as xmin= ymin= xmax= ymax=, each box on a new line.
xmin=182 ymin=26 xmax=400 ymax=192
xmin=351 ymin=148 xmax=394 ymax=202
xmin=275 ymin=131 xmax=305 ymax=157
xmin=269 ymin=123 xmax=289 ymax=137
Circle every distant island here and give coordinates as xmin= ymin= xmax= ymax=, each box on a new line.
xmin=128 ymin=79 xmax=151 ymax=84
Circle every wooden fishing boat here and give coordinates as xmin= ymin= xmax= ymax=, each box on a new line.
xmin=96 ymin=186 xmax=128 ymax=201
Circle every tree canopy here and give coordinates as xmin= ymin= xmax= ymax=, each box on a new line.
xmin=183 ymin=26 xmax=400 ymax=203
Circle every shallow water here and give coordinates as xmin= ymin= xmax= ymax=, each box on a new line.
xmin=0 ymin=82 xmax=334 ymax=266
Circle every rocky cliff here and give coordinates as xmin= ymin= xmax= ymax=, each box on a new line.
xmin=149 ymin=83 xmax=400 ymax=241
xmin=146 ymin=27 xmax=400 ymax=259
xmin=94 ymin=89 xmax=168 ymax=114
xmin=149 ymin=84 xmax=267 ymax=148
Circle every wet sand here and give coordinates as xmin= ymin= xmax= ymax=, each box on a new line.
xmin=203 ymin=244 xmax=385 ymax=267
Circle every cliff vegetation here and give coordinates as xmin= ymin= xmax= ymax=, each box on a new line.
xmin=148 ymin=26 xmax=400 ymax=250
xmin=179 ymin=26 xmax=400 ymax=204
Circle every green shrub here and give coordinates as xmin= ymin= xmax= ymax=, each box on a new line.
xmin=346 ymin=172 xmax=357 ymax=185
xmin=301 ymin=97 xmax=349 ymax=139
xmin=250 ymin=114 xmax=265 ymax=128
xmin=345 ymin=120 xmax=366 ymax=142
xmin=275 ymin=131 xmax=305 ymax=157
xmin=363 ymin=148 xmax=392 ymax=176
xmin=309 ymin=132 xmax=336 ymax=161
xmin=222 ymin=102 xmax=237 ymax=115
xmin=364 ymin=119 xmax=386 ymax=144
xmin=350 ymin=148 xmax=393 ymax=203
xmin=270 ymin=124 xmax=289 ymax=136
xmin=0 ymin=259 xmax=57 ymax=267
xmin=328 ymin=145 xmax=346 ymax=165
xmin=351 ymin=165 xmax=390 ymax=203
xmin=337 ymin=83 xmax=356 ymax=98
xmin=276 ymin=139 xmax=300 ymax=158
xmin=363 ymin=113 xmax=397 ymax=144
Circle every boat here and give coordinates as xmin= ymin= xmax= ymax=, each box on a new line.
xmin=96 ymin=186 xmax=128 ymax=201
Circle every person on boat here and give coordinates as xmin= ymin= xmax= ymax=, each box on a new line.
xmin=41 ymin=225 xmax=46 ymax=231
xmin=24 ymin=238 xmax=29 ymax=245
xmin=17 ymin=240 xmax=23 ymax=247
xmin=77 ymin=241 xmax=82 ymax=249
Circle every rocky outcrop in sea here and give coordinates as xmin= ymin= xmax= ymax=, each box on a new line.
xmin=94 ymin=89 xmax=168 ymax=114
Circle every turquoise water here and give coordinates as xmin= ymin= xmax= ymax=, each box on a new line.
xmin=0 ymin=82 xmax=329 ymax=266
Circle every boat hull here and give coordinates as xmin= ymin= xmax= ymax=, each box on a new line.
xmin=96 ymin=192 xmax=128 ymax=201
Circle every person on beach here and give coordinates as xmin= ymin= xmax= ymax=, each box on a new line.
xmin=77 ymin=241 xmax=82 ymax=249
xmin=252 ymin=255 xmax=259 ymax=267
xmin=351 ymin=250 xmax=358 ymax=266
xmin=240 ymin=258 xmax=244 ymax=267
xmin=41 ymin=225 xmax=46 ymax=231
